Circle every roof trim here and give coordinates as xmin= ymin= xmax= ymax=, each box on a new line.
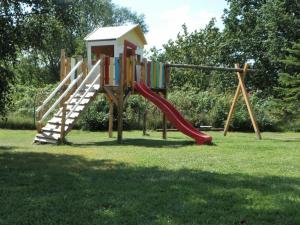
xmin=86 ymin=38 xmax=116 ymax=42
xmin=84 ymin=24 xmax=147 ymax=45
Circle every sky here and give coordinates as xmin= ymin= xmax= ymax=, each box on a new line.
xmin=113 ymin=0 xmax=228 ymax=50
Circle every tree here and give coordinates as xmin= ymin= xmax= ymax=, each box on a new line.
xmin=221 ymin=0 xmax=300 ymax=94
xmin=160 ymin=21 xmax=228 ymax=90
xmin=0 ymin=0 xmax=147 ymax=116
xmin=275 ymin=42 xmax=300 ymax=122
xmin=0 ymin=0 xmax=77 ymax=116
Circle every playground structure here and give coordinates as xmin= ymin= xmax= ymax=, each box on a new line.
xmin=34 ymin=24 xmax=261 ymax=145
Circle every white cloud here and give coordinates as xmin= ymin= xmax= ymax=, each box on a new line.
xmin=145 ymin=4 xmax=222 ymax=50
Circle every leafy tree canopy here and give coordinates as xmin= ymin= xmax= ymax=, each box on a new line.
xmin=0 ymin=0 xmax=147 ymax=117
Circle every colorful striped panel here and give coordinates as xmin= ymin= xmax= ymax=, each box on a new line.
xmin=165 ymin=65 xmax=169 ymax=86
xmin=136 ymin=65 xmax=141 ymax=83
xmin=105 ymin=57 xmax=110 ymax=85
xmin=126 ymin=58 xmax=130 ymax=86
xmin=115 ymin=58 xmax=119 ymax=85
xmin=109 ymin=58 xmax=114 ymax=85
xmin=150 ymin=62 xmax=154 ymax=88
xmin=161 ymin=63 xmax=165 ymax=88
xmin=144 ymin=61 xmax=148 ymax=85
xmin=153 ymin=62 xmax=157 ymax=88
xmin=147 ymin=62 xmax=151 ymax=87
xmin=156 ymin=62 xmax=160 ymax=88
xmin=158 ymin=63 xmax=161 ymax=88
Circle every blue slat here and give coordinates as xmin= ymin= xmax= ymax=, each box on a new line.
xmin=114 ymin=58 xmax=119 ymax=85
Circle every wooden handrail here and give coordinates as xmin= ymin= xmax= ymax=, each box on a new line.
xmin=65 ymin=59 xmax=101 ymax=105
xmin=39 ymin=73 xmax=83 ymax=122
xmin=36 ymin=60 xmax=83 ymax=114
xmin=66 ymin=73 xmax=100 ymax=118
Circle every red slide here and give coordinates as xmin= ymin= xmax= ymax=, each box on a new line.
xmin=134 ymin=83 xmax=212 ymax=144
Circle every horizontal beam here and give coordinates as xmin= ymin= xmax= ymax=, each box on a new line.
xmin=166 ymin=63 xmax=256 ymax=73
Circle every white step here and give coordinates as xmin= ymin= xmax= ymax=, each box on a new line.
xmin=65 ymin=104 xmax=85 ymax=111
xmin=42 ymin=124 xmax=69 ymax=133
xmin=68 ymin=98 xmax=91 ymax=105
xmin=72 ymin=91 xmax=97 ymax=99
xmin=55 ymin=111 xmax=80 ymax=118
xmin=34 ymin=136 xmax=58 ymax=144
xmin=87 ymin=84 xmax=100 ymax=90
xmin=36 ymin=132 xmax=61 ymax=140
xmin=48 ymin=117 xmax=75 ymax=126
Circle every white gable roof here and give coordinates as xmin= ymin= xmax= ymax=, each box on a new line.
xmin=84 ymin=24 xmax=147 ymax=44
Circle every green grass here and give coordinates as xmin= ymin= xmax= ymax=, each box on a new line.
xmin=0 ymin=129 xmax=299 ymax=225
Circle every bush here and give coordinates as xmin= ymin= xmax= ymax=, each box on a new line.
xmin=230 ymin=91 xmax=280 ymax=131
xmin=77 ymin=95 xmax=110 ymax=131
xmin=0 ymin=114 xmax=36 ymax=130
xmin=0 ymin=84 xmax=56 ymax=129
xmin=1 ymin=83 xmax=287 ymax=132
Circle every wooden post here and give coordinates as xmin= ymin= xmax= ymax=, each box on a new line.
xmin=224 ymin=74 xmax=242 ymax=136
xmin=237 ymin=64 xmax=262 ymax=140
xmin=60 ymin=103 xmax=67 ymax=144
xmin=143 ymin=100 xmax=147 ymax=136
xmin=224 ymin=64 xmax=262 ymax=140
xmin=141 ymin=59 xmax=145 ymax=84
xmin=108 ymin=97 xmax=114 ymax=138
xmin=82 ymin=59 xmax=87 ymax=81
xmin=162 ymin=92 xmax=167 ymax=140
xmin=117 ymin=54 xmax=124 ymax=143
xmin=60 ymin=49 xmax=66 ymax=81
xmin=131 ymin=55 xmax=135 ymax=93
xmin=37 ymin=120 xmax=42 ymax=133
xmin=60 ymin=50 xmax=66 ymax=108
xmin=100 ymin=55 xmax=105 ymax=90
xmin=66 ymin=58 xmax=71 ymax=84
xmin=162 ymin=65 xmax=170 ymax=139
xmin=77 ymin=55 xmax=83 ymax=78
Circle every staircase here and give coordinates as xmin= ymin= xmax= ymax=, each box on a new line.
xmin=34 ymin=59 xmax=102 ymax=144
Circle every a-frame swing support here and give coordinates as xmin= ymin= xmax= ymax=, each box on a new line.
xmin=167 ymin=63 xmax=262 ymax=140
xmin=224 ymin=64 xmax=262 ymax=139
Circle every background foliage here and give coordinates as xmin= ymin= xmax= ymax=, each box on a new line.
xmin=0 ymin=0 xmax=299 ymax=132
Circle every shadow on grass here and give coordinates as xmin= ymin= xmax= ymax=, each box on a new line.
xmin=0 ymin=146 xmax=17 ymax=151
xmin=70 ymin=138 xmax=197 ymax=148
xmin=263 ymin=137 xmax=300 ymax=143
xmin=0 ymin=152 xmax=299 ymax=225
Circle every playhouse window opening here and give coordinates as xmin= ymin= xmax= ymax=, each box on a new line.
xmin=91 ymin=45 xmax=114 ymax=64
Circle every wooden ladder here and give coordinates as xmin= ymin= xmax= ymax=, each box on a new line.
xmin=34 ymin=84 xmax=100 ymax=144
xmin=34 ymin=59 xmax=102 ymax=144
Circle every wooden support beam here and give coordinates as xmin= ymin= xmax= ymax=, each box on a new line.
xmin=59 ymin=50 xmax=66 ymax=108
xmin=161 ymin=92 xmax=167 ymax=140
xmin=123 ymin=90 xmax=131 ymax=106
xmin=76 ymin=55 xmax=83 ymax=87
xmin=224 ymin=81 xmax=242 ymax=136
xmin=237 ymin=64 xmax=262 ymax=140
xmin=117 ymin=55 xmax=124 ymax=143
xmin=60 ymin=103 xmax=67 ymax=144
xmin=131 ymin=55 xmax=135 ymax=93
xmin=37 ymin=121 xmax=42 ymax=133
xmin=81 ymin=59 xmax=88 ymax=83
xmin=224 ymin=64 xmax=262 ymax=140
xmin=108 ymin=97 xmax=114 ymax=138
xmin=65 ymin=58 xmax=71 ymax=84
xmin=60 ymin=49 xmax=66 ymax=81
xmin=143 ymin=107 xmax=147 ymax=136
xmin=162 ymin=65 xmax=170 ymax=139
xmin=167 ymin=63 xmax=256 ymax=73
xmin=104 ymin=86 xmax=118 ymax=106
xmin=100 ymin=55 xmax=105 ymax=90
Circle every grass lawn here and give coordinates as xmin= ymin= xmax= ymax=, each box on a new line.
xmin=0 ymin=129 xmax=299 ymax=225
